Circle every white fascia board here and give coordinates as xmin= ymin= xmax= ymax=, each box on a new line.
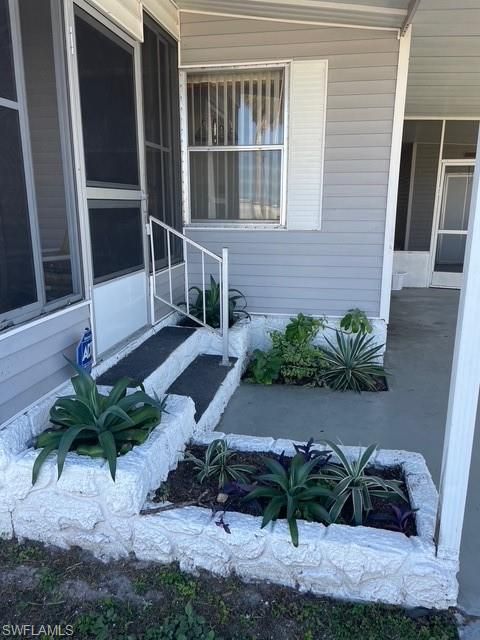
xmin=143 ymin=0 xmax=180 ymax=39
xmin=177 ymin=0 xmax=408 ymax=31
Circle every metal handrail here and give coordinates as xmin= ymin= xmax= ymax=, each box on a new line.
xmin=148 ymin=216 xmax=230 ymax=366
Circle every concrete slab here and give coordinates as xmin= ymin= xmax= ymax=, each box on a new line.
xmin=217 ymin=288 xmax=480 ymax=615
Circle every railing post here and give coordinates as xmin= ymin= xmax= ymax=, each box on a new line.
xmin=437 ymin=132 xmax=480 ymax=563
xmin=221 ymin=247 xmax=230 ymax=366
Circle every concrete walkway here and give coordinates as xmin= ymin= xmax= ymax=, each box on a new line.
xmin=217 ymin=288 xmax=480 ymax=615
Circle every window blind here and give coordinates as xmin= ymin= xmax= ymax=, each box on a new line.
xmin=187 ymin=68 xmax=285 ymax=147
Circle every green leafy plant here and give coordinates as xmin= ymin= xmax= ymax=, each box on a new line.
xmin=76 ymin=600 xmax=120 ymax=640
xmin=321 ymin=331 xmax=385 ymax=392
xmin=340 ymin=308 xmax=373 ymax=335
xmin=184 ymin=440 xmax=256 ymax=489
xmin=270 ymin=330 xmax=326 ymax=385
xmin=33 ymin=361 xmax=165 ymax=484
xmin=246 ymin=349 xmax=282 ymax=384
xmin=244 ymin=453 xmax=333 ymax=546
xmin=146 ymin=602 xmax=217 ymax=640
xmin=284 ymin=313 xmax=325 ymax=344
xmin=184 ymin=275 xmax=249 ymax=328
xmin=317 ymin=441 xmax=406 ymax=526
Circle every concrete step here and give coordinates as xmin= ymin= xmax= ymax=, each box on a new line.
xmin=167 ymin=354 xmax=238 ymax=422
xmin=97 ymin=322 xmax=249 ymax=434
xmin=96 ymin=326 xmax=200 ymax=394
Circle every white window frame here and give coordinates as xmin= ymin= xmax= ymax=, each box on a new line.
xmin=0 ymin=0 xmax=83 ymax=331
xmin=64 ymin=0 xmax=149 ymax=289
xmin=179 ymin=61 xmax=290 ymax=230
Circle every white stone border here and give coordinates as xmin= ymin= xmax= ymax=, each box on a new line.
xmin=0 ymin=395 xmax=196 ymax=557
xmin=247 ymin=315 xmax=387 ymax=357
xmin=0 ymin=398 xmax=458 ymax=609
xmin=136 ymin=432 xmax=458 ymax=610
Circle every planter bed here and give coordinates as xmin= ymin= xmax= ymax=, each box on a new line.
xmin=242 ymin=369 xmax=389 ymax=391
xmin=154 ymin=445 xmax=413 ymax=535
xmin=0 ymin=393 xmax=196 ymax=556
xmin=138 ymin=432 xmax=457 ymax=610
xmin=0 ymin=375 xmax=458 ymax=610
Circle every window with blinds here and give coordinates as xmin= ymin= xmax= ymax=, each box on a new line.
xmin=186 ymin=67 xmax=285 ymax=223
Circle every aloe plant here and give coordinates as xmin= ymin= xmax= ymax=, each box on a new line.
xmin=317 ymin=441 xmax=407 ymax=526
xmin=185 ymin=439 xmax=256 ymax=489
xmin=32 ymin=361 xmax=165 ymax=484
xmin=244 ymin=453 xmax=333 ymax=546
xmin=184 ymin=275 xmax=249 ymax=329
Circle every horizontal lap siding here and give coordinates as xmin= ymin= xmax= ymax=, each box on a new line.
xmin=0 ymin=305 xmax=91 ymax=425
xmin=181 ymin=14 xmax=399 ymax=317
xmin=154 ymin=264 xmax=186 ymax=318
xmin=407 ymin=0 xmax=480 ymax=118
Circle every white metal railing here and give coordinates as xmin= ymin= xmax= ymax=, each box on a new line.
xmin=148 ymin=216 xmax=230 ymax=365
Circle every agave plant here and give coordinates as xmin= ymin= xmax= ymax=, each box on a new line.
xmin=244 ymin=453 xmax=333 ymax=546
xmin=184 ymin=439 xmax=256 ymax=489
xmin=317 ymin=441 xmax=406 ymax=526
xmin=321 ymin=331 xmax=385 ymax=392
xmin=32 ymin=362 xmax=165 ymax=484
xmin=184 ymin=275 xmax=249 ymax=329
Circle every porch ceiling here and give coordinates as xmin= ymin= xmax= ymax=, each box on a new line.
xmin=174 ymin=0 xmax=412 ymax=30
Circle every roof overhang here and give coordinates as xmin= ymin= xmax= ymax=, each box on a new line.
xmin=174 ymin=0 xmax=418 ymax=33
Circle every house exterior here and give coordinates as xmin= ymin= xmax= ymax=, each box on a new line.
xmin=1 ymin=0 xmax=479 ymax=428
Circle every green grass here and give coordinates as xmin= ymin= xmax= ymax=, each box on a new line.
xmin=37 ymin=567 xmax=59 ymax=593
xmin=0 ymin=539 xmax=458 ymax=640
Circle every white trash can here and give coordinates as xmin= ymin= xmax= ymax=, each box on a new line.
xmin=392 ymin=271 xmax=407 ymax=291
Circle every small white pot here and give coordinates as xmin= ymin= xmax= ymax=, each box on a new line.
xmin=392 ymin=271 xmax=407 ymax=291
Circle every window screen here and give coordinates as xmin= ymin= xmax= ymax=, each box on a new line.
xmin=89 ymin=201 xmax=144 ymax=282
xmin=142 ymin=18 xmax=182 ymax=268
xmin=0 ymin=106 xmax=37 ymax=314
xmin=0 ymin=0 xmax=37 ymax=316
xmin=20 ymin=0 xmax=80 ymax=304
xmin=75 ymin=9 xmax=139 ymax=188
xmin=0 ymin=0 xmax=16 ymax=100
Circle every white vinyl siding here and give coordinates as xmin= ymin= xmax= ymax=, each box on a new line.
xmin=180 ymin=14 xmax=399 ymax=317
xmin=407 ymin=0 xmax=480 ymax=118
xmin=87 ymin=0 xmax=143 ymax=41
xmin=287 ymin=59 xmax=327 ymax=231
xmin=0 ymin=304 xmax=90 ymax=424
xmin=87 ymin=1 xmax=180 ymax=41
xmin=143 ymin=0 xmax=179 ymax=39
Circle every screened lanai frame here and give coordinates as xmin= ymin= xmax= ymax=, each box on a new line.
xmin=179 ymin=61 xmax=290 ymax=229
xmin=0 ymin=0 xmax=43 ymax=327
xmin=62 ymin=0 xmax=150 ymax=292
xmin=0 ymin=0 xmax=83 ymax=329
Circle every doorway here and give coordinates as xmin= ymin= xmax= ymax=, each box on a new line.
xmin=68 ymin=1 xmax=149 ymax=356
xmin=431 ymin=161 xmax=475 ymax=288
